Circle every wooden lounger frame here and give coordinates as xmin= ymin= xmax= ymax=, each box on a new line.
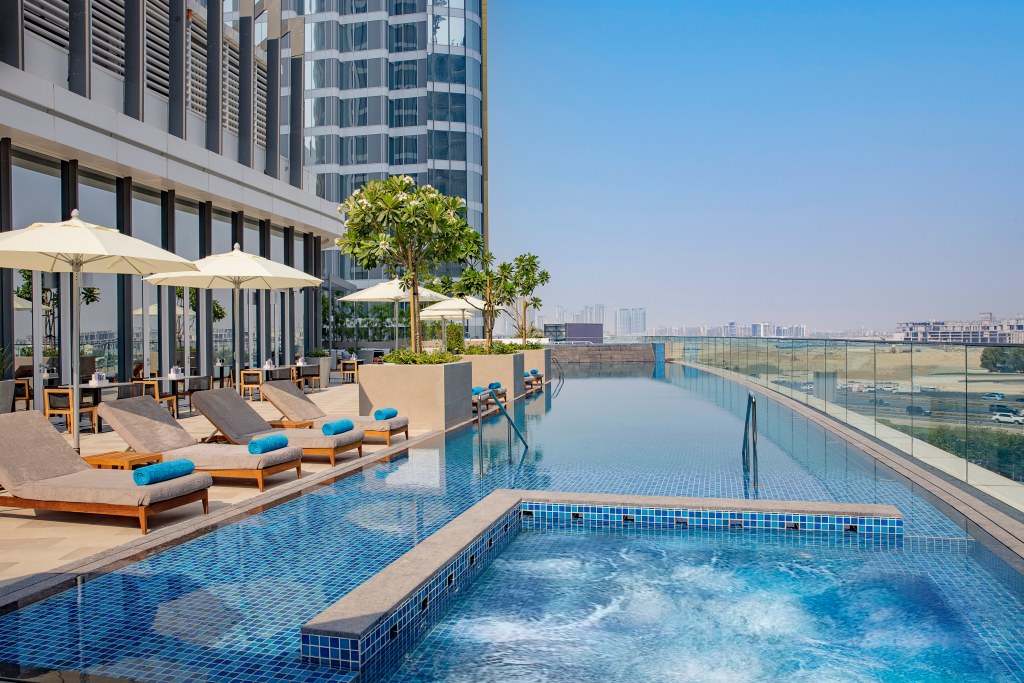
xmin=195 ymin=459 xmax=303 ymax=492
xmin=0 ymin=489 xmax=209 ymax=534
xmin=363 ymin=424 xmax=409 ymax=447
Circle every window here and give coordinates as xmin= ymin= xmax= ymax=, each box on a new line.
xmin=428 ymin=130 xmax=466 ymax=161
xmin=430 ymin=14 xmax=448 ymax=45
xmin=304 ymin=59 xmax=329 ymax=89
xmin=389 ymin=136 xmax=418 ymax=165
xmin=389 ymin=23 xmax=417 ymax=52
xmin=466 ymin=18 xmax=481 ymax=51
xmin=306 ymin=20 xmax=328 ymax=51
xmin=305 ymin=96 xmax=330 ymax=127
xmin=467 ymin=56 xmax=481 ymax=89
xmin=342 ymin=173 xmax=371 ymax=198
xmin=340 ymin=97 xmax=368 ymax=127
xmin=388 ymin=60 xmax=418 ymax=89
xmin=341 ymin=60 xmax=368 ymax=89
xmin=428 ymin=91 xmax=448 ymax=121
xmin=389 ymin=97 xmax=419 ymax=127
xmin=339 ymin=22 xmax=368 ymax=52
xmin=340 ymin=136 xmax=369 ymax=165
xmin=340 ymin=0 xmax=368 ymax=13
xmin=428 ymin=92 xmax=466 ymax=122
xmin=428 ymin=53 xmax=467 ymax=84
xmin=467 ymin=94 xmax=482 ymax=126
xmin=389 ymin=0 xmax=417 ymax=14
xmin=447 ymin=15 xmax=465 ymax=46
xmin=305 ymin=135 xmax=334 ymax=164
xmin=428 ymin=169 xmax=465 ymax=197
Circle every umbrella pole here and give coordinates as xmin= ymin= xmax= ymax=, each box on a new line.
xmin=233 ymin=284 xmax=241 ymax=391
xmin=71 ymin=263 xmax=81 ymax=452
xmin=393 ymin=300 xmax=398 ymax=351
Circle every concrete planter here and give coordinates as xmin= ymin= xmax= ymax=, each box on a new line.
xmin=466 ymin=353 xmax=525 ymax=399
xmin=317 ymin=357 xmax=332 ymax=387
xmin=358 ymin=360 xmax=472 ymax=431
xmin=522 ymin=348 xmax=551 ymax=383
xmin=0 ymin=380 xmax=14 ymax=414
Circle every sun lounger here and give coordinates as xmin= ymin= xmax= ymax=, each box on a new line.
xmin=472 ymin=386 xmax=507 ymax=411
xmin=259 ymin=380 xmax=410 ymax=446
xmin=191 ymin=388 xmax=364 ymax=465
xmin=98 ymin=396 xmax=303 ymax=491
xmin=0 ymin=411 xmax=211 ymax=533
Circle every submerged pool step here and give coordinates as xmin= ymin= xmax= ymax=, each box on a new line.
xmin=299 ymin=491 xmax=904 ymax=681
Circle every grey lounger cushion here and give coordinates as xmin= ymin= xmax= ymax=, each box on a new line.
xmin=97 ymin=396 xmax=198 ymax=453
xmin=192 ymin=388 xmax=363 ymax=450
xmin=163 ymin=443 xmax=302 ymax=469
xmin=261 ymin=380 xmax=407 ymax=433
xmin=99 ymin=396 xmax=303 ymax=470
xmin=0 ymin=411 xmax=211 ymax=505
xmin=12 ymin=469 xmax=213 ymax=506
xmin=260 ymin=381 xmax=325 ymax=422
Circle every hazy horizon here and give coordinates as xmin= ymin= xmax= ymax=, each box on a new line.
xmin=485 ymin=1 xmax=1024 ymax=331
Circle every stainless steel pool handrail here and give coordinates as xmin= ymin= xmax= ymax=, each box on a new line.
xmin=490 ymin=390 xmax=529 ymax=451
xmin=742 ymin=393 xmax=759 ymax=489
xmin=551 ymin=356 xmax=566 ymax=397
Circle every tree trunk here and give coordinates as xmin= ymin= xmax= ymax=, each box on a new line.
xmin=410 ymin=272 xmax=420 ymax=353
xmin=521 ymin=299 xmax=528 ymax=347
xmin=484 ymin=278 xmax=493 ymax=351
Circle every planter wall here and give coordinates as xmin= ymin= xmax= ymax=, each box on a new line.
xmin=358 ymin=360 xmax=472 ymax=431
xmin=521 ymin=349 xmax=551 ymax=384
xmin=317 ymin=357 xmax=331 ymax=386
xmin=466 ymin=353 xmax=525 ymax=399
xmin=0 ymin=380 xmax=14 ymax=414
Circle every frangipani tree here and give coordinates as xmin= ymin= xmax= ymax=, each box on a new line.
xmin=506 ymin=253 xmax=550 ymax=347
xmin=454 ymin=250 xmax=515 ymax=351
xmin=337 ymin=176 xmax=481 ymax=353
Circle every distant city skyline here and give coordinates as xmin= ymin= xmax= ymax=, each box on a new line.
xmin=488 ymin=1 xmax=1024 ymax=330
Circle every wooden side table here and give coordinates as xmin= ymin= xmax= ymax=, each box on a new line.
xmin=84 ymin=452 xmax=163 ymax=470
xmin=267 ymin=419 xmax=313 ymax=429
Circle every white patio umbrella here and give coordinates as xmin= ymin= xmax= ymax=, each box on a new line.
xmin=144 ymin=244 xmax=321 ymax=388
xmin=14 ymin=295 xmax=32 ymax=311
xmin=0 ymin=209 xmax=198 ymax=450
xmin=339 ymin=278 xmax=448 ymax=349
xmin=420 ymin=296 xmax=485 ymax=348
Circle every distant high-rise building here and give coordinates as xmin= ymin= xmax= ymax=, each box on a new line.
xmin=726 ymin=321 xmax=737 ymax=337
xmin=615 ymin=308 xmax=647 ymax=335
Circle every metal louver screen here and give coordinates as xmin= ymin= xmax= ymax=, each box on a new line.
xmin=255 ymin=60 xmax=268 ymax=149
xmin=92 ymin=0 xmax=125 ymax=75
xmin=145 ymin=0 xmax=171 ymax=98
xmin=188 ymin=18 xmax=208 ymax=116
xmin=24 ymin=0 xmax=70 ymax=50
xmin=223 ymin=39 xmax=241 ymax=134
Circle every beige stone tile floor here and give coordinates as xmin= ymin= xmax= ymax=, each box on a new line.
xmin=0 ymin=382 xmax=425 ymax=589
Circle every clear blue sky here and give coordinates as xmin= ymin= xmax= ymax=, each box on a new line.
xmin=485 ymin=0 xmax=1024 ymax=331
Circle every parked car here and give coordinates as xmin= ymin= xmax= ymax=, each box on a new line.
xmin=906 ymin=406 xmax=932 ymax=416
xmin=869 ymin=398 xmax=889 ymax=406
xmin=981 ymin=392 xmax=1005 ymax=400
xmin=991 ymin=413 xmax=1024 ymax=425
xmin=1016 ymin=398 xmax=1024 ymax=403
xmin=989 ymin=404 xmax=1015 ymax=414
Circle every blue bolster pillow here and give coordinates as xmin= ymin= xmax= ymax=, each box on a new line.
xmin=524 ymin=372 xmax=530 ymax=377
xmin=134 ymin=459 xmax=195 ymax=486
xmin=249 ymin=434 xmax=289 ymax=454
xmin=488 ymin=382 xmax=501 ymax=390
xmin=471 ymin=386 xmax=484 ymax=395
xmin=373 ymin=407 xmax=398 ymax=421
xmin=530 ymin=369 xmax=539 ymax=375
xmin=322 ymin=418 xmax=355 ymax=435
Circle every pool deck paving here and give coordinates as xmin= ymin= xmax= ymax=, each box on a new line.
xmin=0 ymin=382 xmax=431 ymax=591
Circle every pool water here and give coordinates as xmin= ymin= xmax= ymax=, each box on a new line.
xmin=388 ymin=528 xmax=1012 ymax=683
xmin=0 ymin=365 xmax=1021 ymax=682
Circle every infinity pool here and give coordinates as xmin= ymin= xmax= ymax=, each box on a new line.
xmin=0 ymin=364 xmax=1021 ymax=682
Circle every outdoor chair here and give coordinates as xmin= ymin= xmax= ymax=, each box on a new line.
xmin=239 ymin=369 xmax=262 ymax=401
xmin=98 ymin=397 xmax=302 ymax=492
xmin=134 ymin=379 xmax=178 ymax=418
xmin=260 ymin=380 xmax=409 ymax=446
xmin=43 ymin=387 xmax=99 ymax=433
xmin=0 ymin=410 xmax=211 ymax=533
xmin=296 ymin=364 xmax=321 ymax=392
xmin=180 ymin=375 xmax=212 ymax=415
xmin=13 ymin=365 xmax=32 ymax=410
xmin=191 ymin=387 xmax=365 ymax=465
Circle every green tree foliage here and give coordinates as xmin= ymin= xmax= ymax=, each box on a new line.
xmin=504 ymin=253 xmax=550 ymax=347
xmin=453 ymin=251 xmax=514 ymax=350
xmin=884 ymin=421 xmax=1024 ymax=482
xmin=14 ymin=270 xmax=100 ymax=353
xmin=336 ymin=176 xmax=481 ymax=352
xmin=369 ymin=304 xmax=394 ymax=342
xmin=980 ymin=346 xmax=1024 ymax=373
xmin=445 ymin=322 xmax=464 ymax=353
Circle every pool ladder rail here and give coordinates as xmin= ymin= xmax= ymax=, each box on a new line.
xmin=742 ymin=393 xmax=759 ymax=492
xmin=551 ymin=355 xmax=566 ymax=398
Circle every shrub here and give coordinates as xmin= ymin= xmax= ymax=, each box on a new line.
xmin=445 ymin=322 xmax=464 ymax=354
xmin=306 ymin=348 xmax=330 ymax=358
xmin=382 ymin=349 xmax=462 ymax=365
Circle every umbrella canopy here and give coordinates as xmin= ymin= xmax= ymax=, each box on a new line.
xmin=0 ymin=209 xmax=200 ymax=275
xmin=0 ymin=209 xmax=198 ymax=450
xmin=145 ymin=244 xmax=322 ymax=386
xmin=419 ymin=296 xmax=485 ymax=319
xmin=133 ymin=304 xmax=185 ymax=316
xmin=339 ymin=279 xmax=447 ymax=349
xmin=13 ymin=296 xmax=32 ymax=311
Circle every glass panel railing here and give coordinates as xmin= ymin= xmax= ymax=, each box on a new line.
xmin=664 ymin=335 xmax=1024 ymax=514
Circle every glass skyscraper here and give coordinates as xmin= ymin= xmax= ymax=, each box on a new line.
xmin=301 ymin=0 xmax=487 ymax=282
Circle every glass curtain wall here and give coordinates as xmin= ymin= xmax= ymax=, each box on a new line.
xmin=77 ymin=171 xmax=119 ymax=377
xmin=10 ymin=153 xmax=61 ymax=379
xmin=211 ymin=211 xmax=234 ymax=365
xmin=270 ymin=228 xmax=285 ymax=363
xmin=293 ymin=233 xmax=305 ymax=354
xmin=173 ymin=200 xmax=201 ymax=369
xmin=243 ymin=220 xmax=261 ymax=367
xmin=131 ymin=187 xmax=163 ymax=376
